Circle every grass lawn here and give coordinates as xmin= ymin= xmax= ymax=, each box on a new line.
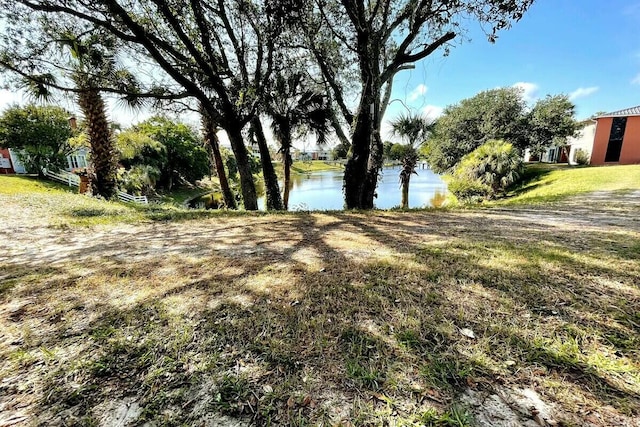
xmin=1 ymin=174 xmax=639 ymax=426
xmin=501 ymin=163 xmax=640 ymax=205
xmin=290 ymin=160 xmax=343 ymax=173
xmin=0 ymin=175 xmax=254 ymax=226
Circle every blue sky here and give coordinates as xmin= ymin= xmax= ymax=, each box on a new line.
xmin=388 ymin=0 xmax=640 ymax=122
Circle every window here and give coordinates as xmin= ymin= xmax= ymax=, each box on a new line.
xmin=605 ymin=117 xmax=626 ymax=162
xmin=68 ymin=154 xmax=88 ymax=170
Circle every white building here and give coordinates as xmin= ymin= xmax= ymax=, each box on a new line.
xmin=0 ymin=147 xmax=89 ymax=174
xmin=566 ymin=123 xmax=596 ymax=165
xmin=523 ymin=122 xmax=596 ymax=165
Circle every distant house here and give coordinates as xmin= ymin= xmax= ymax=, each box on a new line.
xmin=66 ymin=147 xmax=90 ymax=171
xmin=0 ymin=148 xmax=15 ymax=174
xmin=523 ymin=122 xmax=598 ymax=165
xmin=292 ymin=149 xmax=333 ymax=161
xmin=311 ymin=150 xmax=332 ymax=161
xmin=0 ymin=146 xmax=88 ymax=174
xmin=524 ymin=144 xmax=570 ymax=164
xmin=591 ymin=106 xmax=640 ymax=165
xmin=0 ymin=148 xmax=27 ymax=174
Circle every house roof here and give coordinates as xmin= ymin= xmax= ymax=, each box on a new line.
xmin=595 ymin=105 xmax=640 ymax=119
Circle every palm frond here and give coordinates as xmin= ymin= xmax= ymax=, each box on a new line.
xmin=20 ymin=73 xmax=56 ymax=102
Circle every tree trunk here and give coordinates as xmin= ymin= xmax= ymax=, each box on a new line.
xmin=344 ymin=27 xmax=384 ymax=210
xmin=77 ymin=88 xmax=117 ymax=199
xmin=401 ymin=177 xmax=410 ymax=209
xmin=225 ymin=125 xmax=258 ymax=210
xmin=363 ymin=129 xmax=383 ymax=208
xmin=250 ymin=117 xmax=283 ymax=210
xmin=202 ymin=113 xmax=236 ymax=209
xmin=283 ymin=142 xmax=292 ymax=210
xmin=344 ymin=84 xmax=381 ymax=209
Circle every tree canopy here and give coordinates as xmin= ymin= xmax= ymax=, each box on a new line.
xmin=0 ymin=0 xmax=538 ymax=209
xmin=300 ymin=0 xmax=535 ymax=208
xmin=527 ymin=94 xmax=580 ymax=157
xmin=130 ymin=117 xmax=210 ymax=190
xmin=423 ymin=88 xmax=578 ymax=173
xmin=0 ymin=104 xmax=73 ymax=175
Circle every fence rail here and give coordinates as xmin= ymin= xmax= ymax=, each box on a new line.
xmin=44 ymin=169 xmax=148 ymax=205
xmin=116 ymin=191 xmax=148 ymax=204
xmin=45 ymin=169 xmax=80 ymax=187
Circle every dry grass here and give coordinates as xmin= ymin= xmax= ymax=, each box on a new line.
xmin=1 ymin=176 xmax=640 ymax=426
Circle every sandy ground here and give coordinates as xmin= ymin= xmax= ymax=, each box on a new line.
xmin=1 ymin=190 xmax=639 ymax=426
xmin=3 ymin=191 xmax=639 ymax=270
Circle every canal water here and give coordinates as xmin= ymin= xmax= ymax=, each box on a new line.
xmin=259 ymin=165 xmax=447 ymax=210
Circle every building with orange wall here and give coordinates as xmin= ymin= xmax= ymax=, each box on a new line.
xmin=591 ymin=106 xmax=640 ymax=165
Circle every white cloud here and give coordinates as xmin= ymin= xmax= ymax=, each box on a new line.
xmin=568 ymin=86 xmax=599 ymax=101
xmin=421 ymin=105 xmax=444 ymax=120
xmin=407 ymin=84 xmax=428 ymax=102
xmin=512 ymin=82 xmax=539 ymax=103
xmin=632 ymin=73 xmax=640 ymax=85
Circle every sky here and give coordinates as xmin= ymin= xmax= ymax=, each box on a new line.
xmin=387 ymin=0 xmax=640 ymax=124
xmin=1 ymin=0 xmax=639 ymax=145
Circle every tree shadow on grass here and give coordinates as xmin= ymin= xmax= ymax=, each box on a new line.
xmin=2 ymin=209 xmax=639 ymax=425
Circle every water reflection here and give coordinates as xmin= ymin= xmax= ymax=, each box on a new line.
xmin=259 ymin=165 xmax=447 ymax=211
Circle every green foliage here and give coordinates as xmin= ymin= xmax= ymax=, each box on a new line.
xmin=423 ymin=88 xmax=578 ymax=173
xmin=0 ymin=104 xmax=73 ymax=174
xmin=527 ymin=95 xmax=579 ymax=157
xmin=448 ymin=140 xmax=523 ymax=202
xmin=331 ymin=140 xmax=350 ymax=159
xmin=424 ymin=88 xmax=527 ymax=173
xmin=116 ymin=164 xmax=161 ymax=195
xmin=446 ymin=176 xmax=491 ymax=203
xmin=389 ymin=113 xmax=434 ymax=149
xmin=574 ymin=148 xmax=590 ymax=166
xmin=345 ymin=359 xmax=384 ymax=390
xmin=122 ymin=117 xmax=209 ymax=190
xmin=115 ymin=130 xmax=165 ymax=169
xmin=418 ymin=406 xmax=474 ymax=427
xmin=383 ymin=140 xmax=393 ymax=160
xmin=388 ymin=143 xmax=412 ymax=160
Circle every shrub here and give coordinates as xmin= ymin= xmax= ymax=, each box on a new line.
xmin=574 ymin=148 xmax=590 ymax=165
xmin=118 ymin=117 xmax=210 ymax=191
xmin=446 ymin=176 xmax=491 ymax=203
xmin=117 ymin=165 xmax=161 ymax=195
xmin=448 ymin=139 xmax=523 ymax=202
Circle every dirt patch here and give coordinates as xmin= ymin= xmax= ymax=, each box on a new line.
xmin=1 ymin=191 xmax=639 ymax=426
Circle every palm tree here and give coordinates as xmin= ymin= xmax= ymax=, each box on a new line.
xmin=389 ymin=113 xmax=434 ymax=209
xmin=459 ymin=139 xmax=523 ymax=198
xmin=60 ymin=35 xmax=121 ymax=199
xmin=266 ymin=73 xmax=332 ymax=210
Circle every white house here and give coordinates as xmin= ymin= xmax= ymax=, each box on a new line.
xmin=566 ymin=123 xmax=596 ymax=165
xmin=0 ymin=146 xmax=89 ymax=174
xmin=523 ymin=122 xmax=596 ymax=165
xmin=66 ymin=147 xmax=90 ymax=171
xmin=293 ymin=149 xmax=333 ymax=161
